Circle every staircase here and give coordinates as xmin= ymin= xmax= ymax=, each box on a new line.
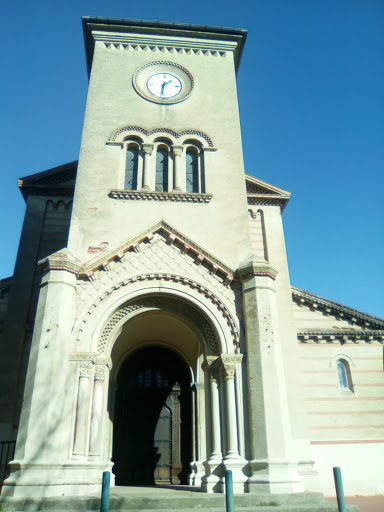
xmin=0 ymin=486 xmax=359 ymax=512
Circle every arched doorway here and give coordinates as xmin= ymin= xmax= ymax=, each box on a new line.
xmin=113 ymin=346 xmax=192 ymax=486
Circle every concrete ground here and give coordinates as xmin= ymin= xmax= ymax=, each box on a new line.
xmin=327 ymin=495 xmax=384 ymax=512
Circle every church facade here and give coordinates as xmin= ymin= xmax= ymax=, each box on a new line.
xmin=0 ymin=17 xmax=383 ymax=499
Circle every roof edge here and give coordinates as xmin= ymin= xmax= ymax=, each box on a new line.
xmin=82 ymin=16 xmax=248 ymax=77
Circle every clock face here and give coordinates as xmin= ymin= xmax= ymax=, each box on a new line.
xmin=147 ymin=73 xmax=182 ymax=99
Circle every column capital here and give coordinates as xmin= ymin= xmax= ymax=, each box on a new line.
xmin=94 ymin=364 xmax=108 ymax=381
xmin=220 ymin=354 xmax=243 ymax=379
xmin=202 ymin=357 xmax=220 ymax=380
xmin=142 ymin=143 xmax=154 ymax=155
xmin=173 ymin=146 xmax=183 ymax=157
xmin=79 ymin=361 xmax=92 ymax=377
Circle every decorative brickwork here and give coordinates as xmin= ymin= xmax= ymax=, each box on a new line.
xmin=110 ymin=126 xmax=214 ymax=147
xmin=109 ymin=189 xmax=212 ymax=203
xmin=97 ymin=295 xmax=219 ymax=355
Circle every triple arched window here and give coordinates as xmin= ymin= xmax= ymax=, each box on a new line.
xmin=121 ymin=138 xmax=204 ymax=194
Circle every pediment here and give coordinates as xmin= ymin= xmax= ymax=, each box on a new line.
xmin=18 ymin=161 xmax=77 ymax=201
xmin=44 ymin=220 xmax=235 ymax=286
xmin=245 ymin=174 xmax=291 ymax=211
xmin=292 ymin=286 xmax=384 ymax=344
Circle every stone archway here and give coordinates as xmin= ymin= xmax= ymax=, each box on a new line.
xmin=112 ymin=346 xmax=192 ymax=486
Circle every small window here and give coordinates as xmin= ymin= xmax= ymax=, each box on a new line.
xmin=156 ymin=147 xmax=169 ymax=192
xmin=186 ymin=149 xmax=199 ymax=193
xmin=125 ymin=146 xmax=139 ymax=190
xmin=337 ymin=359 xmax=353 ymax=392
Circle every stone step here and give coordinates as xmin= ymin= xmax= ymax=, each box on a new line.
xmin=0 ymin=489 xmax=359 ymax=512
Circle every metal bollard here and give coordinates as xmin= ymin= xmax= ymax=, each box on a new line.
xmin=333 ymin=467 xmax=347 ymax=512
xmin=225 ymin=470 xmax=234 ymax=512
xmin=100 ymin=471 xmax=111 ymax=512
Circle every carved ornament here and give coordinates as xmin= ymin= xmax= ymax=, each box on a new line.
xmin=142 ymin=144 xmax=154 ymax=155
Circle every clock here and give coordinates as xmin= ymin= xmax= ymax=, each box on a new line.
xmin=147 ymin=73 xmax=182 ymax=99
xmin=133 ymin=61 xmax=194 ymax=104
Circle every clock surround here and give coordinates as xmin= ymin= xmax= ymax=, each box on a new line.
xmin=133 ymin=61 xmax=194 ymax=104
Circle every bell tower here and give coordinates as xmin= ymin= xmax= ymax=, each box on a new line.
xmin=69 ymin=18 xmax=250 ymax=268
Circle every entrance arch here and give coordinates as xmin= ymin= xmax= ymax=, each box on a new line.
xmin=113 ymin=346 xmax=192 ymax=486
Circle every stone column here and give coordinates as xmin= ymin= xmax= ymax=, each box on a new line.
xmin=73 ymin=361 xmax=92 ymax=454
xmin=208 ymin=365 xmax=222 ymax=460
xmin=221 ymin=354 xmax=247 ymax=493
xmin=221 ymin=356 xmax=242 ymax=459
xmin=201 ymin=359 xmax=223 ymax=493
xmin=172 ymin=146 xmax=183 ymax=191
xmin=238 ymin=257 xmax=302 ymax=493
xmin=141 ymin=143 xmax=153 ymax=190
xmin=89 ymin=362 xmax=110 ymax=455
xmin=192 ymin=382 xmax=205 ymax=487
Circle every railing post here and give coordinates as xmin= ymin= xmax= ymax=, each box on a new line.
xmin=225 ymin=469 xmax=234 ymax=512
xmin=100 ymin=471 xmax=110 ymax=512
xmin=333 ymin=467 xmax=347 ymax=512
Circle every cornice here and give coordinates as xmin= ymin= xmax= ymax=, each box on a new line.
xmin=38 ymin=251 xmax=83 ymax=276
xmin=95 ymin=31 xmax=237 ymax=54
xmin=298 ymin=330 xmax=384 ymax=345
xmin=247 ymin=195 xmax=290 ymax=210
xmin=0 ymin=277 xmax=12 ymax=290
xmin=237 ymin=259 xmax=278 ymax=281
xmin=18 ymin=186 xmax=75 ymax=199
xmin=109 ymin=189 xmax=212 ymax=203
xmin=292 ymin=286 xmax=384 ymax=330
xmin=82 ymin=17 xmax=247 ymax=75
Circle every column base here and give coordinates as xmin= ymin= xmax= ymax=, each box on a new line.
xmin=189 ymin=460 xmax=205 ymax=486
xmin=201 ymin=458 xmax=223 ymax=493
xmin=222 ymin=458 xmax=248 ymax=493
xmin=1 ymin=460 xmax=114 ymax=498
xmin=245 ymin=458 xmax=303 ymax=494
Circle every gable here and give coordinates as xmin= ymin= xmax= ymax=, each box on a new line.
xmin=245 ymin=174 xmax=291 ymax=211
xmin=18 ymin=161 xmax=77 ymax=201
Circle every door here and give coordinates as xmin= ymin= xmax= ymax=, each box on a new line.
xmin=113 ymin=347 xmax=191 ymax=486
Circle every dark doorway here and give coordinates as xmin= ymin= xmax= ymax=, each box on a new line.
xmin=113 ymin=346 xmax=192 ymax=486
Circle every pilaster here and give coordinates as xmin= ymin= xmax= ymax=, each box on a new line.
xmin=1 ymin=252 xmax=111 ymax=498
xmin=238 ymin=257 xmax=303 ymax=493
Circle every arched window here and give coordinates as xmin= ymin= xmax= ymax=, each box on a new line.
xmin=156 ymin=147 xmax=168 ymax=192
xmin=186 ymin=149 xmax=199 ymax=193
xmin=337 ymin=359 xmax=353 ymax=391
xmin=125 ymin=145 xmax=139 ymax=190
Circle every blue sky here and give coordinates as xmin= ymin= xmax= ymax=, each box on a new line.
xmin=1 ymin=0 xmax=383 ymax=318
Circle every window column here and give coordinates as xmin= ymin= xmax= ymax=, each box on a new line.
xmin=142 ymin=143 xmax=153 ymax=190
xmin=172 ymin=146 xmax=183 ymax=191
